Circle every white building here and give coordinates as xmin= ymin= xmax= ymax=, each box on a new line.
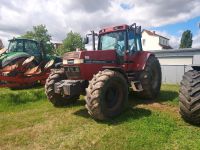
xmin=142 ymin=29 xmax=172 ymax=51
xmin=153 ymin=48 xmax=200 ymax=84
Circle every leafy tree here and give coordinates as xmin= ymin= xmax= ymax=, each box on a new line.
xmin=179 ymin=30 xmax=193 ymax=48
xmin=0 ymin=39 xmax=4 ymax=49
xmin=21 ymin=25 xmax=54 ymax=54
xmin=55 ymin=31 xmax=84 ymax=55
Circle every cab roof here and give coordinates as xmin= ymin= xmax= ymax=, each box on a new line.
xmin=99 ymin=24 xmax=129 ymax=35
xmin=9 ymin=38 xmax=38 ymax=43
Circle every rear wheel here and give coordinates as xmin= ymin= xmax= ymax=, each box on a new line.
xmin=139 ymin=55 xmax=161 ymax=99
xmin=85 ymin=69 xmax=128 ymax=120
xmin=45 ymin=70 xmax=78 ymax=107
xmin=179 ymin=70 xmax=200 ymax=125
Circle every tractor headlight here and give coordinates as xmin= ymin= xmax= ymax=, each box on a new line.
xmin=63 ymin=59 xmax=84 ymax=65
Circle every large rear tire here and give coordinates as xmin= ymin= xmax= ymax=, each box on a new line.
xmin=139 ymin=55 xmax=161 ymax=99
xmin=45 ymin=70 xmax=78 ymax=107
xmin=85 ymin=69 xmax=128 ymax=120
xmin=179 ymin=70 xmax=200 ymax=125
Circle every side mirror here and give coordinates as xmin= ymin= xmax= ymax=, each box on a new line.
xmin=83 ymin=37 xmax=89 ymax=44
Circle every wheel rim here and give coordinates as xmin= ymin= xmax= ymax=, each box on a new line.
xmin=104 ymin=80 xmax=123 ymax=111
xmin=150 ymin=67 xmax=159 ymax=89
xmin=105 ymin=86 xmax=119 ymax=108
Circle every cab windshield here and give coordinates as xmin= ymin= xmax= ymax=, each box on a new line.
xmin=99 ymin=31 xmax=126 ymax=56
xmin=8 ymin=40 xmax=24 ymax=52
xmin=8 ymin=40 xmax=39 ymax=55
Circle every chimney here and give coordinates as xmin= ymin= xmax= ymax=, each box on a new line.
xmin=153 ymin=31 xmax=156 ymax=35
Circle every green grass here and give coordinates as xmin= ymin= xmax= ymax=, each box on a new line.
xmin=0 ymin=84 xmax=200 ymax=150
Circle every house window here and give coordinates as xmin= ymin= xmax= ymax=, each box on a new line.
xmin=142 ymin=39 xmax=146 ymax=46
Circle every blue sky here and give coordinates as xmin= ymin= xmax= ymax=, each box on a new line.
xmin=150 ymin=16 xmax=200 ymax=37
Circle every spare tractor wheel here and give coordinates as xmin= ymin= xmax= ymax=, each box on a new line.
xmin=85 ymin=69 xmax=128 ymax=120
xmin=139 ymin=55 xmax=161 ymax=99
xmin=179 ymin=70 xmax=200 ymax=125
xmin=45 ymin=70 xmax=79 ymax=107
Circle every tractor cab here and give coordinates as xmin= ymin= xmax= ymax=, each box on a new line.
xmin=84 ymin=24 xmax=142 ymax=53
xmin=83 ymin=24 xmax=148 ymax=70
xmin=98 ymin=24 xmax=142 ymax=55
xmin=7 ymin=38 xmax=43 ymax=62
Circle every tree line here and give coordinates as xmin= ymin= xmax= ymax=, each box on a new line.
xmin=0 ymin=25 xmax=194 ymax=53
xmin=21 ymin=24 xmax=85 ymax=55
xmin=19 ymin=25 xmax=195 ymax=51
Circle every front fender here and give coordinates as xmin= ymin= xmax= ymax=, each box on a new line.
xmin=2 ymin=53 xmax=31 ymax=67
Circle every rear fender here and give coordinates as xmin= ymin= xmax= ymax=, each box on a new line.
xmin=131 ymin=52 xmax=153 ymax=71
xmin=191 ymin=65 xmax=200 ymax=71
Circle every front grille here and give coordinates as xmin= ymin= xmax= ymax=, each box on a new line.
xmin=67 ymin=60 xmax=74 ymax=64
xmin=65 ymin=66 xmax=81 ymax=78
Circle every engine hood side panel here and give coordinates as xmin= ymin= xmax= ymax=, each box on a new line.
xmin=63 ymin=50 xmax=117 ymax=61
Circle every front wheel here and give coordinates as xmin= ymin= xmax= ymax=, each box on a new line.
xmin=45 ymin=70 xmax=78 ymax=107
xmin=85 ymin=69 xmax=128 ymax=120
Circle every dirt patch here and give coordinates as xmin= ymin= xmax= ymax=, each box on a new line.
xmin=136 ymin=102 xmax=179 ymax=115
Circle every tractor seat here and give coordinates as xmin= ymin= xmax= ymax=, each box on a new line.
xmin=24 ymin=66 xmax=42 ymax=76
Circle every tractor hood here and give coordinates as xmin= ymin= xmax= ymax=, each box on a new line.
xmin=0 ymin=52 xmax=30 ymax=68
xmin=63 ymin=50 xmax=117 ymax=65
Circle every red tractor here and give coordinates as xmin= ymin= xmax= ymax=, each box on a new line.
xmin=45 ymin=23 xmax=161 ymax=120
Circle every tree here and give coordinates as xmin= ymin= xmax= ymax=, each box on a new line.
xmin=55 ymin=31 xmax=84 ymax=55
xmin=21 ymin=25 xmax=54 ymax=54
xmin=179 ymin=30 xmax=193 ymax=48
xmin=0 ymin=39 xmax=4 ymax=49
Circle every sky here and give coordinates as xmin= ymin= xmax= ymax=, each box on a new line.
xmin=0 ymin=0 xmax=200 ymax=48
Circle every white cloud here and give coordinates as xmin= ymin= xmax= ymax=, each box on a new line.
xmin=0 ymin=0 xmax=200 ymax=48
xmin=193 ymin=31 xmax=200 ymax=48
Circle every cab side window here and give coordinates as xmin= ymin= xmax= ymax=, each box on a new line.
xmin=128 ymin=31 xmax=136 ymax=52
xmin=16 ymin=41 xmax=24 ymax=52
xmin=24 ymin=41 xmax=40 ymax=56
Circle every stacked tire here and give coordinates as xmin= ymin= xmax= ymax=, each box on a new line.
xmin=179 ymin=70 xmax=200 ymax=125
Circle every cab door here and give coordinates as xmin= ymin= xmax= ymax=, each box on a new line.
xmin=24 ymin=41 xmax=42 ymax=62
xmin=126 ymin=30 xmax=143 ymax=71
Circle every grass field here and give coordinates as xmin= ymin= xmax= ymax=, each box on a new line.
xmin=0 ymin=84 xmax=200 ymax=150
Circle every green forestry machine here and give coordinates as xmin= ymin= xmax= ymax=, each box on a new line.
xmin=0 ymin=38 xmax=61 ymax=89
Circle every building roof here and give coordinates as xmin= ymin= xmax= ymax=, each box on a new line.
xmin=152 ymin=48 xmax=200 ymax=58
xmin=142 ymin=29 xmax=169 ymax=40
